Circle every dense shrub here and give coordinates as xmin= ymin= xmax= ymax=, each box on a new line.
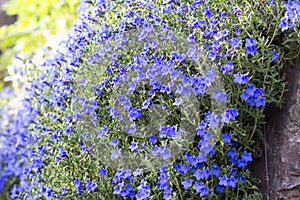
xmin=1 ymin=0 xmax=300 ymax=199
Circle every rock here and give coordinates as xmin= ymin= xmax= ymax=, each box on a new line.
xmin=266 ymin=59 xmax=300 ymax=199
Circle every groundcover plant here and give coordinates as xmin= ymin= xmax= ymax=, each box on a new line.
xmin=0 ymin=0 xmax=300 ymax=199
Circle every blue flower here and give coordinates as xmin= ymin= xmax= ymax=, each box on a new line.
xmin=38 ymin=145 xmax=44 ymax=155
xmin=196 ymin=120 xmax=207 ymax=136
xmin=222 ymin=133 xmax=232 ymax=143
xmin=213 ymin=31 xmax=223 ymax=41
xmin=106 ymin=66 xmax=113 ymax=75
xmin=32 ymin=158 xmax=44 ymax=171
xmin=176 ymin=84 xmax=190 ymax=96
xmin=226 ymin=49 xmax=232 ymax=57
xmin=108 ymin=106 xmax=120 ymax=119
xmin=190 ymin=18 xmax=199 ymax=29
xmin=128 ymin=106 xmax=142 ymax=121
xmin=253 ymin=87 xmax=265 ymax=97
xmin=205 ymin=68 xmax=216 ymax=85
xmin=47 ymin=186 xmax=53 ymax=198
xmin=197 ymin=139 xmax=215 ymax=155
xmin=58 ymin=146 xmax=67 ymax=157
xmin=218 ymin=174 xmax=228 ymax=186
xmin=193 ymin=181 xmax=209 ymax=196
xmin=129 ymin=141 xmax=140 ymax=152
xmin=241 ymin=151 xmax=252 ymax=162
xmin=74 ymin=178 xmax=83 ymax=194
xmin=175 ymin=163 xmax=190 ymax=174
xmin=173 ymin=97 xmax=182 ymax=106
xmin=187 ymin=33 xmax=196 ymax=42
xmin=255 ymin=96 xmax=266 ymax=107
xmin=245 ymin=37 xmax=258 ymax=55
xmin=204 ymin=6 xmax=213 ymax=18
xmin=227 ymin=148 xmax=237 ymax=158
xmin=193 ymin=0 xmax=204 ymax=6
xmin=227 ymin=175 xmax=239 ymax=188
xmin=163 ymin=185 xmax=172 ymax=200
xmin=149 ymin=135 xmax=157 ymax=144
xmin=233 ymin=72 xmax=249 ymax=84
xmin=221 ymin=29 xmax=229 ymax=39
xmin=209 ymin=49 xmax=217 ymax=60
xmin=210 ymin=18 xmax=219 ymax=27
xmin=97 ymin=126 xmax=109 ymax=137
xmin=110 ymin=138 xmax=120 ymax=147
xmin=157 ymin=166 xmax=169 ymax=190
xmin=133 ymin=168 xmax=143 ymax=177
xmin=234 ymin=26 xmax=241 ymax=35
xmin=136 ymin=180 xmax=150 ymax=200
xmin=193 ymin=168 xmax=211 ymax=180
xmin=113 ymin=169 xmax=133 ymax=184
xmin=187 ymin=44 xmax=200 ymax=61
xmin=154 ymin=15 xmax=162 ymax=25
xmin=221 ymin=108 xmax=239 ymax=124
xmin=211 ymin=163 xmax=220 ymax=176
xmin=271 ymin=50 xmax=279 ymax=62
xmin=233 ymin=5 xmax=242 ymax=15
xmin=237 ymin=159 xmax=248 ymax=168
xmin=212 ymin=88 xmax=228 ymax=102
xmin=230 ymin=168 xmax=238 ymax=175
xmin=99 ymin=168 xmax=107 ymax=176
xmin=41 ymin=185 xmax=46 ymax=194
xmin=230 ymin=37 xmax=240 ymax=48
xmin=66 ymin=126 xmax=73 ymax=135
xmin=279 ymin=16 xmax=289 ymax=32
xmin=113 ymin=183 xmax=123 ymax=195
xmin=241 ymin=84 xmax=266 ymax=107
xmin=86 ymin=179 xmax=97 ymax=192
xmin=152 ymin=145 xmax=172 ymax=160
xmin=204 ymin=111 xmax=220 ymax=128
xmin=181 ymin=178 xmax=193 ymax=189
xmin=114 ymin=182 xmax=135 ymax=198
xmin=221 ymin=61 xmax=234 ymax=73
xmin=198 ymin=19 xmax=207 ymax=29
xmin=160 ymin=125 xmax=177 ymax=138
xmin=237 ymin=174 xmax=246 ymax=183
xmin=219 ymin=174 xmax=238 ymax=188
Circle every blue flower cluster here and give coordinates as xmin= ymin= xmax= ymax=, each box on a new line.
xmin=0 ymin=0 xmax=292 ymax=199
xmin=113 ymin=169 xmax=135 ymax=198
xmin=279 ymin=1 xmax=300 ymax=31
xmin=241 ymin=84 xmax=266 ymax=107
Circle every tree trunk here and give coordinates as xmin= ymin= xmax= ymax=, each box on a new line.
xmin=0 ymin=0 xmax=16 ymax=26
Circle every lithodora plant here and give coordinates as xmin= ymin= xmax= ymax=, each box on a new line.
xmin=0 ymin=0 xmax=300 ymax=199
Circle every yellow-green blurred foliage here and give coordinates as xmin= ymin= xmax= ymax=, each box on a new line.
xmin=0 ymin=0 xmax=80 ymax=77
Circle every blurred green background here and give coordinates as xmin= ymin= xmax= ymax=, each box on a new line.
xmin=0 ymin=0 xmax=80 ymax=91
